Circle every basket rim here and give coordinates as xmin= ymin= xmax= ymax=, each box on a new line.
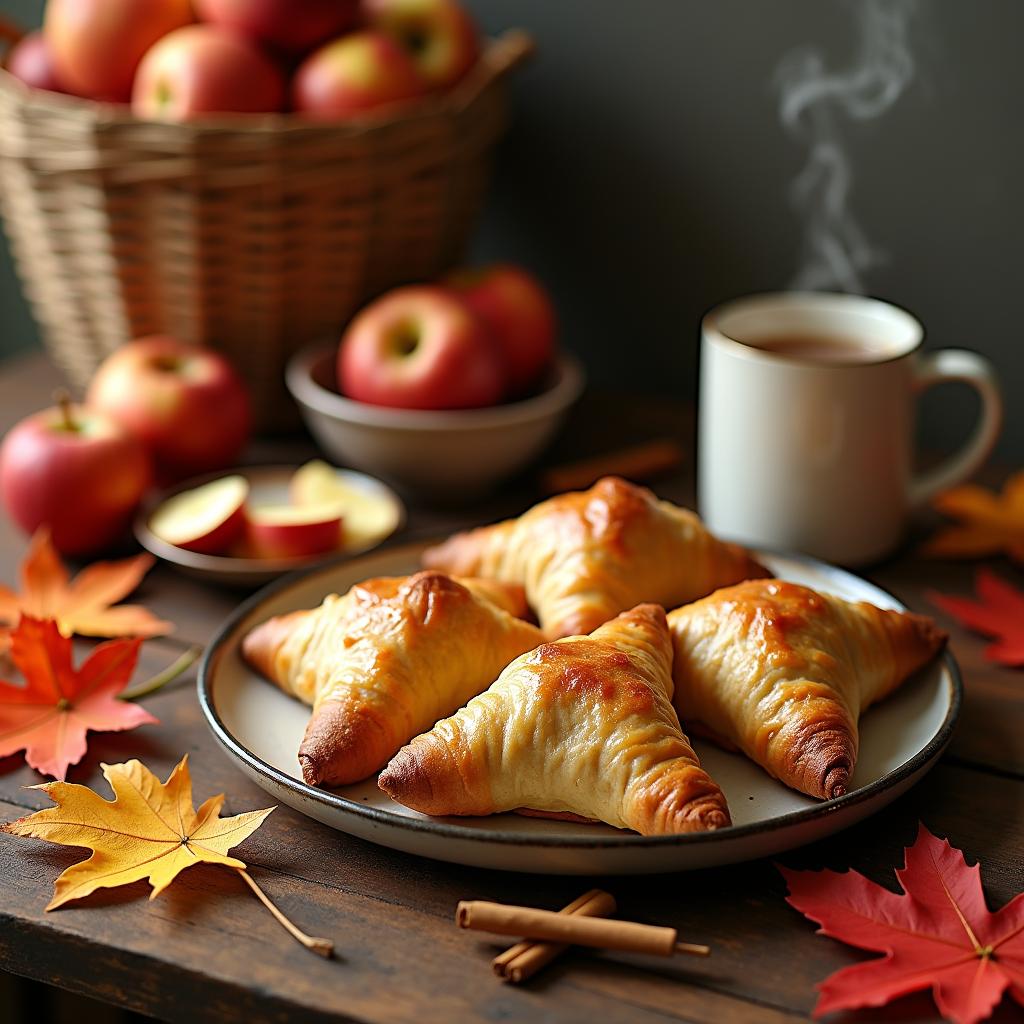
xmin=0 ymin=29 xmax=533 ymax=137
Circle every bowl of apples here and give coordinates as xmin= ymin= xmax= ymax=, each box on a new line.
xmin=286 ymin=265 xmax=585 ymax=500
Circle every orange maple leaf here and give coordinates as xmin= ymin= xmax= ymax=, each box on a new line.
xmin=0 ymin=528 xmax=173 ymax=655
xmin=0 ymin=617 xmax=156 ymax=779
xmin=921 ymin=472 xmax=1024 ymax=563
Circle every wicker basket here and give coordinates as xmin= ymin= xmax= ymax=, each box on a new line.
xmin=0 ymin=29 xmax=532 ymax=429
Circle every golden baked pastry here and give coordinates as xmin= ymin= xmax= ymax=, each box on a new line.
xmin=422 ymin=476 xmax=767 ymax=639
xmin=379 ymin=603 xmax=731 ymax=835
xmin=242 ymin=572 xmax=545 ymax=787
xmin=667 ymin=579 xmax=947 ymax=800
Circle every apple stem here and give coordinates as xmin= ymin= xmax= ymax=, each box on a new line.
xmin=54 ymin=389 xmax=76 ymax=432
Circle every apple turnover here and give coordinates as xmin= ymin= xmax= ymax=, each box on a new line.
xmin=422 ymin=476 xmax=767 ymax=639
xmin=242 ymin=572 xmax=544 ymax=787
xmin=667 ymin=579 xmax=947 ymax=800
xmin=379 ymin=603 xmax=731 ymax=835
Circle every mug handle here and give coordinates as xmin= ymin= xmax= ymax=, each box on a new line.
xmin=909 ymin=349 xmax=1003 ymax=507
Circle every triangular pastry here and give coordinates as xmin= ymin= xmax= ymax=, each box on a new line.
xmin=667 ymin=579 xmax=947 ymax=800
xmin=378 ymin=604 xmax=731 ymax=835
xmin=423 ymin=476 xmax=767 ymax=639
xmin=242 ymin=572 xmax=545 ymax=787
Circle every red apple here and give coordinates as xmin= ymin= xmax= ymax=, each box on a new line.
xmin=86 ymin=336 xmax=252 ymax=482
xmin=131 ymin=25 xmax=286 ymax=120
xmin=246 ymin=504 xmax=342 ymax=559
xmin=44 ymin=0 xmax=193 ymax=102
xmin=337 ymin=285 xmax=504 ymax=410
xmin=6 ymin=32 xmax=69 ymax=94
xmin=363 ymin=0 xmax=479 ymax=91
xmin=446 ymin=264 xmax=557 ymax=395
xmin=149 ymin=475 xmax=249 ymax=555
xmin=292 ymin=31 xmax=425 ymax=120
xmin=0 ymin=398 xmax=151 ymax=556
xmin=194 ymin=0 xmax=359 ymax=56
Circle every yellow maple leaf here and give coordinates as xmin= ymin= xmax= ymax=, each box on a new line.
xmin=3 ymin=756 xmax=273 ymax=909
xmin=0 ymin=528 xmax=173 ymax=654
xmin=921 ymin=472 xmax=1024 ymax=563
xmin=3 ymin=756 xmax=332 ymax=955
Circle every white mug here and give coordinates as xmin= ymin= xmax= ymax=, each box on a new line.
xmin=698 ymin=292 xmax=1003 ymax=566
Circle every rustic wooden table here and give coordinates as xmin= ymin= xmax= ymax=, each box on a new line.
xmin=0 ymin=350 xmax=1021 ymax=1024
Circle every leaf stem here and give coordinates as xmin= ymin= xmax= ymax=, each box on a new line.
xmin=121 ymin=645 xmax=202 ymax=701
xmin=236 ymin=868 xmax=333 ymax=958
xmin=152 ymin=634 xmax=206 ymax=653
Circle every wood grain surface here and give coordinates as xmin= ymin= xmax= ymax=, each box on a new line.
xmin=0 ymin=351 xmax=1021 ymax=1024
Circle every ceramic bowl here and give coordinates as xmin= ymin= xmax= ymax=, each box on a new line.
xmin=285 ymin=346 xmax=585 ymax=499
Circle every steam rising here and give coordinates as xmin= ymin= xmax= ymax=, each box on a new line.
xmin=777 ymin=0 xmax=919 ymax=293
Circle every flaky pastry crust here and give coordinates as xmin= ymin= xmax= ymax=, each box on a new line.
xmin=423 ymin=476 xmax=767 ymax=639
xmin=667 ymin=579 xmax=947 ymax=800
xmin=379 ymin=603 xmax=731 ymax=835
xmin=242 ymin=572 xmax=544 ymax=787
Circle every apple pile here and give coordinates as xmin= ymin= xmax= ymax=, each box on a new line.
xmin=0 ymin=337 xmax=251 ymax=556
xmin=148 ymin=460 xmax=398 ymax=560
xmin=338 ymin=264 xmax=558 ymax=409
xmin=5 ymin=0 xmax=482 ymax=122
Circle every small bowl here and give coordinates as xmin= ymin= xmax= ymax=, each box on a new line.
xmin=285 ymin=346 xmax=585 ymax=499
xmin=135 ymin=465 xmax=405 ymax=588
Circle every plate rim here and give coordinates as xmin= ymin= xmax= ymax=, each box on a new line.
xmin=197 ymin=541 xmax=962 ymax=849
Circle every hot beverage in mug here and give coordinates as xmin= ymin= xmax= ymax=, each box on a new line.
xmin=742 ymin=334 xmax=889 ymax=364
xmin=698 ymin=292 xmax=1003 ymax=566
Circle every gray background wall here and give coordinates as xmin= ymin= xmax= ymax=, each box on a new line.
xmin=1 ymin=0 xmax=1021 ymax=459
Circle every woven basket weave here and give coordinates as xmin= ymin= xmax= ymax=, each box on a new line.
xmin=0 ymin=29 xmax=532 ymax=429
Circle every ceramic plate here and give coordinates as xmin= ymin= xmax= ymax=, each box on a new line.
xmin=135 ymin=465 xmax=405 ymax=587
xmin=198 ymin=544 xmax=960 ymax=874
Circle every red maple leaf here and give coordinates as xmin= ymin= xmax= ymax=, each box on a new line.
xmin=928 ymin=569 xmax=1024 ymax=667
xmin=0 ymin=616 xmax=157 ymax=780
xmin=781 ymin=824 xmax=1024 ymax=1024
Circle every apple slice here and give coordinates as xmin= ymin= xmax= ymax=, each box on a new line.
xmin=247 ymin=503 xmax=343 ymax=560
xmin=290 ymin=460 xmax=399 ymax=548
xmin=150 ymin=475 xmax=249 ymax=555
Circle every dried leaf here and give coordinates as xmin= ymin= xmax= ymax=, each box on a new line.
xmin=928 ymin=570 xmax=1024 ymax=667
xmin=2 ymin=758 xmax=332 ymax=955
xmin=781 ymin=824 xmax=1024 ymax=1024
xmin=0 ymin=528 xmax=173 ymax=654
xmin=922 ymin=473 xmax=1024 ymax=563
xmin=2 ymin=755 xmax=273 ymax=908
xmin=0 ymin=617 xmax=156 ymax=779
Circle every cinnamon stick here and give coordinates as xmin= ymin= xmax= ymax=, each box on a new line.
xmin=540 ymin=439 xmax=685 ymax=495
xmin=492 ymin=889 xmax=616 ymax=983
xmin=456 ymin=900 xmax=709 ymax=958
